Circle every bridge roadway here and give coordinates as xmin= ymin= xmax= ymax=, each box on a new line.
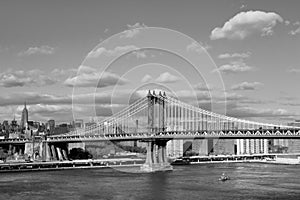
xmin=1 ymin=129 xmax=300 ymax=144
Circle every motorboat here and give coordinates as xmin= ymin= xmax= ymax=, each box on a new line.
xmin=171 ymin=157 xmax=190 ymax=165
xmin=219 ymin=173 xmax=230 ymax=181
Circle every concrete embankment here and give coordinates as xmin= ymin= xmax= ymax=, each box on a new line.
xmin=175 ymin=154 xmax=300 ymax=165
xmin=0 ymin=158 xmax=144 ymax=173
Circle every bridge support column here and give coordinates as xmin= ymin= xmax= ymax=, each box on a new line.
xmin=50 ymin=145 xmax=57 ymax=161
xmin=41 ymin=142 xmax=51 ymax=161
xmin=46 ymin=143 xmax=52 ymax=161
xmin=140 ymin=139 xmax=173 ymax=172
xmin=158 ymin=144 xmax=163 ymax=164
xmin=56 ymin=147 xmax=63 ymax=161
xmin=158 ymin=91 xmax=165 ymax=132
xmin=12 ymin=146 xmax=16 ymax=155
xmin=8 ymin=144 xmax=13 ymax=155
xmin=152 ymin=143 xmax=157 ymax=164
xmin=162 ymin=144 xmax=167 ymax=163
xmin=62 ymin=149 xmax=68 ymax=160
xmin=145 ymin=142 xmax=152 ymax=165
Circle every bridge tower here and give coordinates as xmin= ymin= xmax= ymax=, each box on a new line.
xmin=140 ymin=90 xmax=173 ymax=172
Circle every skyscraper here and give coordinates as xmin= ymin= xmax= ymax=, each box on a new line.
xmin=47 ymin=119 xmax=55 ymax=135
xmin=21 ymin=102 xmax=28 ymax=128
xmin=287 ymin=120 xmax=300 ymax=153
xmin=236 ymin=139 xmax=268 ymax=155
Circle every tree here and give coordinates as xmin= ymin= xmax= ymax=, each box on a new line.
xmin=0 ymin=148 xmax=8 ymax=161
xmin=68 ymin=148 xmax=93 ymax=160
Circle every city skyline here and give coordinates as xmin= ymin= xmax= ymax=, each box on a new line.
xmin=0 ymin=0 xmax=300 ymax=125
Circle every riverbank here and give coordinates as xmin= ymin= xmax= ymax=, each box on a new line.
xmin=1 ymin=154 xmax=299 ymax=173
xmin=172 ymin=154 xmax=300 ymax=165
xmin=189 ymin=159 xmax=300 ymax=165
xmin=0 ymin=158 xmax=144 ymax=173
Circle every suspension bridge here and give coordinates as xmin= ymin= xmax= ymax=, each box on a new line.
xmin=1 ymin=90 xmax=300 ymax=172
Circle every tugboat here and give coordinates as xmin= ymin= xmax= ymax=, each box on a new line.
xmin=171 ymin=157 xmax=190 ymax=165
xmin=219 ymin=173 xmax=230 ymax=181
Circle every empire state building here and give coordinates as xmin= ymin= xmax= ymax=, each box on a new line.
xmin=21 ymin=102 xmax=28 ymax=128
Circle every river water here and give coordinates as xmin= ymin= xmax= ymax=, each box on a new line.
xmin=1 ymin=163 xmax=300 ymax=200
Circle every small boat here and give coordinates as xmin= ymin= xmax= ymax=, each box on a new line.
xmin=219 ymin=173 xmax=230 ymax=181
xmin=171 ymin=157 xmax=190 ymax=165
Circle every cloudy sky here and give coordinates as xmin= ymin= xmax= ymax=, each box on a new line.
xmin=0 ymin=0 xmax=300 ymax=125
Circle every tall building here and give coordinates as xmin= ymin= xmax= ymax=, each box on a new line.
xmin=192 ymin=139 xmax=214 ymax=155
xmin=73 ymin=119 xmax=84 ymax=129
xmin=47 ymin=119 xmax=55 ymax=135
xmin=213 ymin=139 xmax=235 ymax=155
xmin=21 ymin=102 xmax=29 ymax=128
xmin=167 ymin=139 xmax=183 ymax=157
xmin=287 ymin=120 xmax=300 ymax=153
xmin=236 ymin=139 xmax=268 ymax=155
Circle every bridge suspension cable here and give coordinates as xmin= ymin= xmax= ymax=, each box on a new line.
xmin=57 ymin=91 xmax=298 ymax=138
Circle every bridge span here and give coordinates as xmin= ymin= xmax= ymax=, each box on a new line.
xmin=1 ymin=90 xmax=299 ymax=172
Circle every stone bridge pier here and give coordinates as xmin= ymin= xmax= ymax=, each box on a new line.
xmin=140 ymin=91 xmax=173 ymax=172
xmin=140 ymin=139 xmax=172 ymax=172
xmin=42 ymin=142 xmax=69 ymax=161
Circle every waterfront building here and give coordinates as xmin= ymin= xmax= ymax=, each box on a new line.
xmin=2 ymin=121 xmax=9 ymax=131
xmin=53 ymin=123 xmax=69 ymax=135
xmin=166 ymin=125 xmax=183 ymax=157
xmin=192 ymin=139 xmax=214 ymax=155
xmin=287 ymin=120 xmax=300 ymax=153
xmin=236 ymin=139 xmax=268 ymax=155
xmin=167 ymin=139 xmax=183 ymax=157
xmin=73 ymin=119 xmax=84 ymax=129
xmin=20 ymin=102 xmax=28 ymax=129
xmin=85 ymin=121 xmax=96 ymax=128
xmin=47 ymin=119 xmax=55 ymax=135
xmin=213 ymin=139 xmax=235 ymax=155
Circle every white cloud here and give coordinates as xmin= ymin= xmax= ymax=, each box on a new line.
xmin=193 ymin=82 xmax=213 ymax=91
xmin=64 ymin=66 xmax=129 ymax=88
xmin=87 ymin=45 xmax=138 ymax=58
xmin=213 ymin=61 xmax=253 ymax=74
xmin=120 ymin=23 xmax=147 ymax=38
xmin=25 ymin=104 xmax=72 ymax=114
xmin=228 ymin=107 xmax=293 ymax=119
xmin=210 ymin=10 xmax=283 ymax=40
xmin=288 ymin=68 xmax=300 ymax=73
xmin=218 ymin=52 xmax=251 ymax=59
xmin=240 ymin=4 xmax=246 ymax=9
xmin=51 ymin=68 xmax=77 ymax=77
xmin=0 ymin=89 xmax=149 ymax=121
xmin=289 ymin=26 xmax=300 ymax=35
xmin=0 ymin=90 xmax=145 ymax=107
xmin=155 ymin=72 xmax=181 ymax=83
xmin=231 ymin=81 xmax=262 ymax=90
xmin=18 ymin=45 xmax=55 ymax=56
xmin=141 ymin=74 xmax=152 ymax=83
xmin=0 ymin=69 xmax=57 ymax=87
xmin=0 ymin=93 xmax=70 ymax=107
xmin=131 ymin=50 xmax=147 ymax=59
xmin=285 ymin=20 xmax=290 ymax=26
xmin=186 ymin=41 xmax=211 ymax=54
xmin=294 ymin=21 xmax=300 ymax=26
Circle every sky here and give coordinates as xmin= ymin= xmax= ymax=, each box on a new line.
xmin=0 ymin=0 xmax=300 ymax=125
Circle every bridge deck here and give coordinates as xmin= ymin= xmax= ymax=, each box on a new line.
xmin=1 ymin=129 xmax=300 ymax=144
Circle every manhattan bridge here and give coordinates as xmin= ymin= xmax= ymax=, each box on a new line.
xmin=1 ymin=90 xmax=300 ymax=171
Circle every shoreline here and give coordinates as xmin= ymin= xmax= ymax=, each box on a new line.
xmin=189 ymin=160 xmax=300 ymax=165
xmin=0 ymin=158 xmax=144 ymax=173
xmin=0 ymin=163 xmax=143 ymax=173
xmin=1 ymin=157 xmax=299 ymax=173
